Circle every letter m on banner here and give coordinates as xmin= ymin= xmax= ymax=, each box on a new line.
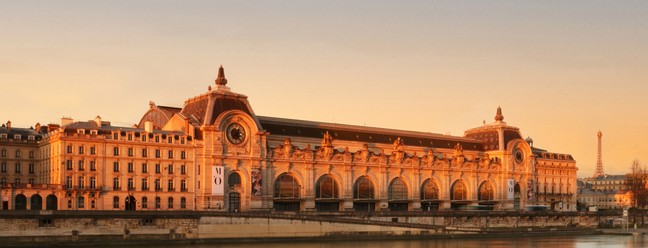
xmin=212 ymin=166 xmax=224 ymax=196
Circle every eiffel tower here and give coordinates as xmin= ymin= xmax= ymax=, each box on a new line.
xmin=593 ymin=131 xmax=604 ymax=178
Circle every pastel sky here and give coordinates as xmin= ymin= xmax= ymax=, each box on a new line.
xmin=2 ymin=1 xmax=647 ymax=177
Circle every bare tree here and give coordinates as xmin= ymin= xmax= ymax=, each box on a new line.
xmin=625 ymin=160 xmax=648 ymax=226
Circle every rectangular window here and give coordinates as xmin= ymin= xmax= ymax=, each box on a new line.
xmin=78 ymin=160 xmax=84 ymax=171
xmin=181 ymin=151 xmax=186 ymax=159
xmin=15 ymin=150 xmax=20 ymax=158
xmin=168 ymin=137 xmax=173 ymax=143
xmin=29 ymin=164 xmax=35 ymax=174
xmin=155 ymin=149 xmax=160 ymax=158
xmin=168 ymin=165 xmax=174 ymax=174
xmin=1 ymin=162 xmax=6 ymax=172
xmin=113 ymin=162 xmax=119 ymax=172
xmin=14 ymin=178 xmax=20 ymax=184
xmin=142 ymin=134 xmax=147 ymax=142
xmin=113 ymin=132 xmax=118 ymax=140
xmin=142 ymin=163 xmax=148 ymax=173
xmin=113 ymin=178 xmax=120 ymax=190
xmin=78 ymin=176 xmax=85 ymax=189
xmin=127 ymin=134 xmax=133 ymax=141
xmin=67 ymin=145 xmax=72 ymax=154
xmin=168 ymin=180 xmax=174 ymax=191
xmin=155 ymin=136 xmax=160 ymax=143
xmin=29 ymin=178 xmax=35 ymax=185
xmin=78 ymin=197 xmax=85 ymax=209
xmin=155 ymin=164 xmax=161 ymax=174
xmin=142 ymin=149 xmax=148 ymax=158
xmin=180 ymin=137 xmax=185 ymax=144
xmin=128 ymin=163 xmax=134 ymax=173
xmin=168 ymin=150 xmax=173 ymax=159
xmin=113 ymin=197 xmax=119 ymax=208
xmin=66 ymin=176 xmax=72 ymax=189
xmin=1 ymin=149 xmax=5 ymax=157
xmin=66 ymin=160 xmax=73 ymax=170
xmin=181 ymin=165 xmax=186 ymax=175
xmin=90 ymin=177 xmax=96 ymax=189
xmin=142 ymin=197 xmax=148 ymax=209
xmin=155 ymin=197 xmax=160 ymax=209
xmin=128 ymin=178 xmax=134 ymax=190
xmin=15 ymin=163 xmax=21 ymax=173
xmin=181 ymin=179 xmax=187 ymax=192
xmin=113 ymin=147 xmax=119 ymax=156
xmin=90 ymin=147 xmax=96 ymax=155
xmin=90 ymin=161 xmax=96 ymax=171
xmin=79 ymin=146 xmax=84 ymax=154
xmin=142 ymin=178 xmax=148 ymax=191
xmin=29 ymin=151 xmax=34 ymax=158
xmin=155 ymin=179 xmax=161 ymax=191
xmin=128 ymin=148 xmax=133 ymax=157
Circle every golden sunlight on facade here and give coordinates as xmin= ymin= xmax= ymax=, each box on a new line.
xmin=0 ymin=66 xmax=578 ymax=212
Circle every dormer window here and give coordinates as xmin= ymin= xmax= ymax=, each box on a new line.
xmin=90 ymin=130 xmax=98 ymax=135
xmin=0 ymin=134 xmax=6 ymax=139
xmin=13 ymin=134 xmax=21 ymax=139
xmin=27 ymin=136 xmax=35 ymax=140
xmin=77 ymin=129 xmax=85 ymax=134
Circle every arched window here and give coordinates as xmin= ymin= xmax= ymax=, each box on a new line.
xmin=389 ymin=178 xmax=408 ymax=200
xmin=451 ymin=181 xmax=467 ymax=201
xmin=168 ymin=197 xmax=174 ymax=209
xmin=155 ymin=197 xmax=161 ymax=209
xmin=228 ymin=172 xmax=241 ymax=187
xmin=479 ymin=181 xmax=494 ymax=201
xmin=274 ymin=174 xmax=300 ymax=198
xmin=181 ymin=197 xmax=187 ymax=209
xmin=421 ymin=180 xmax=439 ymax=200
xmin=77 ymin=196 xmax=85 ymax=209
xmin=316 ymin=175 xmax=339 ymax=199
xmin=354 ymin=176 xmax=375 ymax=199
xmin=142 ymin=197 xmax=148 ymax=209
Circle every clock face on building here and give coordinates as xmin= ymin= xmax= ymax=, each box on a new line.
xmin=226 ymin=123 xmax=246 ymax=145
xmin=514 ymin=148 xmax=524 ymax=164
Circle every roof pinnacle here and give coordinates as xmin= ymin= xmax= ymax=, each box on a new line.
xmin=495 ymin=106 xmax=504 ymax=121
xmin=215 ymin=65 xmax=228 ymax=86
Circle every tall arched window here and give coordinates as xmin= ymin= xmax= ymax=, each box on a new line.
xmin=316 ymin=175 xmax=339 ymax=199
xmin=479 ymin=181 xmax=494 ymax=201
xmin=274 ymin=174 xmax=300 ymax=198
xmin=451 ymin=181 xmax=467 ymax=200
xmin=354 ymin=176 xmax=375 ymax=199
xmin=389 ymin=178 xmax=408 ymax=200
xmin=228 ymin=172 xmax=241 ymax=187
xmin=421 ymin=179 xmax=439 ymax=200
xmin=168 ymin=197 xmax=174 ymax=209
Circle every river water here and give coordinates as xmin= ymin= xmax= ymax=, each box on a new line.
xmin=115 ymin=234 xmax=646 ymax=248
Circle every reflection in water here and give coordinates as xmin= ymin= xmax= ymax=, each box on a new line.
xmin=114 ymin=235 xmax=646 ymax=248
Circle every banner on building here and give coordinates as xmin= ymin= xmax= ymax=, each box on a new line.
xmin=251 ymin=168 xmax=262 ymax=197
xmin=507 ymin=179 xmax=515 ymax=200
xmin=527 ymin=179 xmax=534 ymax=201
xmin=212 ymin=166 xmax=224 ymax=196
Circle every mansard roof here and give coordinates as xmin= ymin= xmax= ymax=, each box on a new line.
xmin=62 ymin=120 xmax=185 ymax=136
xmin=0 ymin=126 xmax=42 ymax=140
xmin=258 ymin=116 xmax=484 ymax=151
xmin=533 ymin=148 xmax=575 ymax=161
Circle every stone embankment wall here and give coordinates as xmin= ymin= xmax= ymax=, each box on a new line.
xmin=0 ymin=211 xmax=606 ymax=246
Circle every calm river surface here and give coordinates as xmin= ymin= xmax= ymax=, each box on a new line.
xmin=113 ymin=235 xmax=646 ymax=248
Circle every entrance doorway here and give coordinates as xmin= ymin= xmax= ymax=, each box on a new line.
xmin=125 ymin=196 xmax=136 ymax=211
xmin=46 ymin=195 xmax=58 ymax=210
xmin=15 ymin=194 xmax=27 ymax=210
xmin=228 ymin=192 xmax=240 ymax=212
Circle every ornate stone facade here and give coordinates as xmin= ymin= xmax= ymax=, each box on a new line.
xmin=0 ymin=66 xmax=578 ymax=212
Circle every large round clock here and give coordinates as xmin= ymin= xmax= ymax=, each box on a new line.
xmin=514 ymin=148 xmax=524 ymax=164
xmin=226 ymin=123 xmax=246 ymax=145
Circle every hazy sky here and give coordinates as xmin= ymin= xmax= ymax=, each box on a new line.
xmin=2 ymin=1 xmax=647 ymax=177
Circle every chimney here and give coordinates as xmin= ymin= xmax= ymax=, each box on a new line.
xmin=35 ymin=123 xmax=41 ymax=133
xmin=94 ymin=115 xmax=102 ymax=127
xmin=6 ymin=121 xmax=11 ymax=131
xmin=144 ymin=121 xmax=153 ymax=133
xmin=61 ymin=117 xmax=74 ymax=127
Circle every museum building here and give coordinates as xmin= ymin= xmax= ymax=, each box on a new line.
xmin=0 ymin=66 xmax=578 ymax=212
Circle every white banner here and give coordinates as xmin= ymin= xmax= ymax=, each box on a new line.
xmin=212 ymin=166 xmax=224 ymax=196
xmin=507 ymin=179 xmax=515 ymax=200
